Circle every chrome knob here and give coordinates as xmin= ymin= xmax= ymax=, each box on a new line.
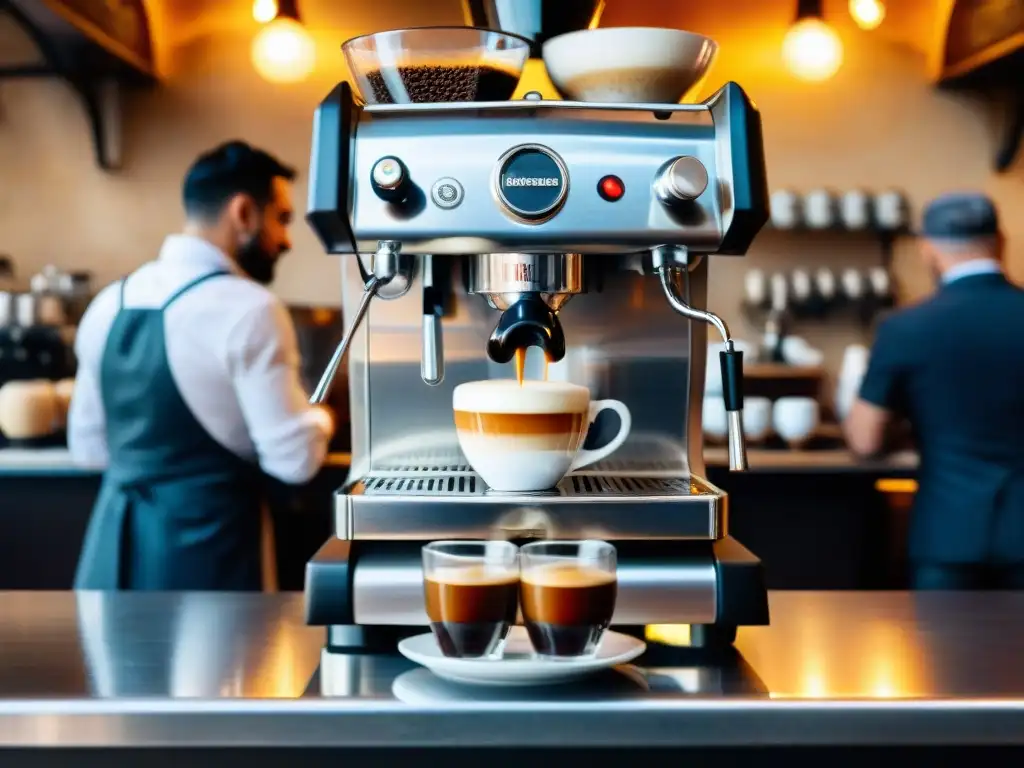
xmin=655 ymin=156 xmax=709 ymax=204
xmin=370 ymin=156 xmax=409 ymax=202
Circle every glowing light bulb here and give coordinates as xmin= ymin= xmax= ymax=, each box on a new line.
xmin=253 ymin=0 xmax=278 ymax=24
xmin=849 ymin=0 xmax=885 ymax=30
xmin=782 ymin=18 xmax=844 ymax=82
xmin=251 ymin=17 xmax=315 ymax=84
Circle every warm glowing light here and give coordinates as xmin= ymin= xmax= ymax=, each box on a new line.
xmin=849 ymin=0 xmax=885 ymax=30
xmin=645 ymin=624 xmax=692 ymax=646
xmin=253 ymin=0 xmax=278 ymax=23
xmin=875 ymin=478 xmax=917 ymax=493
xmin=782 ymin=18 xmax=844 ymax=82
xmin=251 ymin=17 xmax=315 ymax=84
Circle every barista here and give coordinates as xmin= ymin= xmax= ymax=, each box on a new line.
xmin=844 ymin=192 xmax=1024 ymax=590
xmin=68 ymin=141 xmax=334 ymax=591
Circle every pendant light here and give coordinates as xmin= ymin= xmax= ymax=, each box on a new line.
xmin=849 ymin=0 xmax=885 ymax=30
xmin=782 ymin=0 xmax=844 ymax=82
xmin=251 ymin=0 xmax=316 ymax=84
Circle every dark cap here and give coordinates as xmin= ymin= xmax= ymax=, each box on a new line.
xmin=921 ymin=192 xmax=999 ymax=240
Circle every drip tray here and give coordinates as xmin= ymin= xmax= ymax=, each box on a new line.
xmin=337 ymin=471 xmax=725 ymax=541
xmin=361 ymin=474 xmax=699 ymax=497
xmin=368 ymin=438 xmax=689 ymax=478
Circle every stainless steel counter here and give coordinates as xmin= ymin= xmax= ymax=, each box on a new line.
xmin=0 ymin=591 xmax=1022 ymax=749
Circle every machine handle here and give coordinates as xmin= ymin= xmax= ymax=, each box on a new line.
xmin=310 ymin=276 xmax=383 ymax=405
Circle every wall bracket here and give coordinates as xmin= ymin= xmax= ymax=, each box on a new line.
xmin=0 ymin=0 xmax=155 ymax=172
xmin=994 ymin=90 xmax=1024 ymax=173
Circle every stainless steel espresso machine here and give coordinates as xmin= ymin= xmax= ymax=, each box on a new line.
xmin=303 ymin=18 xmax=771 ymax=651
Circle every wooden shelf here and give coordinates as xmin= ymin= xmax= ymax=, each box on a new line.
xmin=746 ymin=363 xmax=825 ymax=380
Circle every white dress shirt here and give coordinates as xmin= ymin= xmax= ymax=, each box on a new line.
xmin=941 ymin=257 xmax=1002 ymax=285
xmin=68 ymin=235 xmax=332 ymax=485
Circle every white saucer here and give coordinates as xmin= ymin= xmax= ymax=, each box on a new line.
xmin=397 ymin=627 xmax=646 ymax=687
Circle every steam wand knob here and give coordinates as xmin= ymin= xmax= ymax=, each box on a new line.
xmin=658 ymin=267 xmax=748 ymax=471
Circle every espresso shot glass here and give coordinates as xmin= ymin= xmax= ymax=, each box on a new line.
xmin=519 ymin=540 xmax=617 ymax=659
xmin=422 ymin=540 xmax=520 ymax=659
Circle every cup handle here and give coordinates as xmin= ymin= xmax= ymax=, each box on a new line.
xmin=570 ymin=399 xmax=632 ymax=472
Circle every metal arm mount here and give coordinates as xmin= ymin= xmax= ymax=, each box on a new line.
xmin=659 ymin=267 xmax=748 ymax=472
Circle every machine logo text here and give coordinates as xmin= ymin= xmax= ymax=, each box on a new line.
xmin=504 ymin=177 xmax=560 ymax=188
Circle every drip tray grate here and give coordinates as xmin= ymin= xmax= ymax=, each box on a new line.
xmin=360 ymin=473 xmax=708 ymax=498
xmin=363 ymin=475 xmax=481 ymax=495
xmin=344 ymin=471 xmax=724 ymax=540
xmin=567 ymin=475 xmax=693 ymax=495
xmin=369 ymin=458 xmax=686 ymax=477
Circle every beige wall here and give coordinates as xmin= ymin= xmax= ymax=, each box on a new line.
xmin=0 ymin=0 xmax=1020 ymax=370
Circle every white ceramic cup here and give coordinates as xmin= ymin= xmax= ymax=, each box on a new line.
xmin=781 ymin=336 xmax=825 ymax=367
xmin=840 ymin=190 xmax=871 ymax=230
xmin=772 ymin=397 xmax=820 ymax=445
xmin=803 ymin=189 xmax=836 ymax=229
xmin=453 ymin=380 xmax=632 ymax=492
xmin=874 ymin=190 xmax=908 ymax=230
xmin=815 ymin=267 xmax=837 ymax=301
xmin=770 ymin=189 xmax=801 ymax=229
xmin=702 ymin=396 xmax=728 ymax=442
xmin=770 ymin=272 xmax=789 ymax=311
xmin=790 ymin=269 xmax=813 ymax=303
xmin=841 ymin=268 xmax=864 ymax=300
xmin=742 ymin=397 xmax=772 ymax=443
xmin=744 ymin=269 xmax=767 ymax=306
xmin=867 ymin=266 xmax=891 ymax=298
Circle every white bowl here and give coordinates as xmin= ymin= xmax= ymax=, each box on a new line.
xmin=772 ymin=397 xmax=820 ymax=445
xmin=742 ymin=397 xmax=773 ymax=443
xmin=702 ymin=396 xmax=728 ymax=442
xmin=542 ymin=27 xmax=718 ymax=104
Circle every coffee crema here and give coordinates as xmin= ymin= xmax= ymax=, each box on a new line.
xmin=520 ymin=562 xmax=617 ymax=657
xmin=363 ymin=64 xmax=521 ymax=104
xmin=558 ymin=66 xmax=698 ymax=102
xmin=424 ymin=565 xmax=519 ymax=658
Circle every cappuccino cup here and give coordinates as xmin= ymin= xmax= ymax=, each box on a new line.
xmin=453 ymin=380 xmax=631 ymax=492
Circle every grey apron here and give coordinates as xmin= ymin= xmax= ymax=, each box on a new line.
xmin=74 ymin=271 xmax=266 ymax=591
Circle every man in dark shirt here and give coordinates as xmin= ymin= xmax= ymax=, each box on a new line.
xmin=844 ymin=192 xmax=1024 ymax=590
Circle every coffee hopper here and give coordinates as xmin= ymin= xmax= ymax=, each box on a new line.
xmin=542 ymin=27 xmax=718 ymax=103
xmin=342 ymin=27 xmax=531 ymax=104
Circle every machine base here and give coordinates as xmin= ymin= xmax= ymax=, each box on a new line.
xmin=320 ymin=623 xmax=740 ymax=654
xmin=305 ymin=536 xmax=768 ymax=650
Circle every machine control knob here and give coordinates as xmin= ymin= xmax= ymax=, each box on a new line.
xmin=654 ymin=156 xmax=709 ymax=204
xmin=370 ymin=156 xmax=409 ymax=203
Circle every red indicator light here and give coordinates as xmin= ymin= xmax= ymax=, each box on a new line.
xmin=598 ymin=175 xmax=625 ymax=201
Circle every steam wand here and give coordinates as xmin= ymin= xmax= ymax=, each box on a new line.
xmin=310 ymin=240 xmax=412 ymax=405
xmin=659 ymin=267 xmax=748 ymax=471
xmin=310 ymin=274 xmax=384 ymax=405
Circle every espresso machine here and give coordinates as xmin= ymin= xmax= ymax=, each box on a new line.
xmin=303 ymin=18 xmax=771 ymax=651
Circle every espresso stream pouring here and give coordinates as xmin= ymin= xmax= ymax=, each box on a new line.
xmin=303 ymin=22 xmax=771 ymax=653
